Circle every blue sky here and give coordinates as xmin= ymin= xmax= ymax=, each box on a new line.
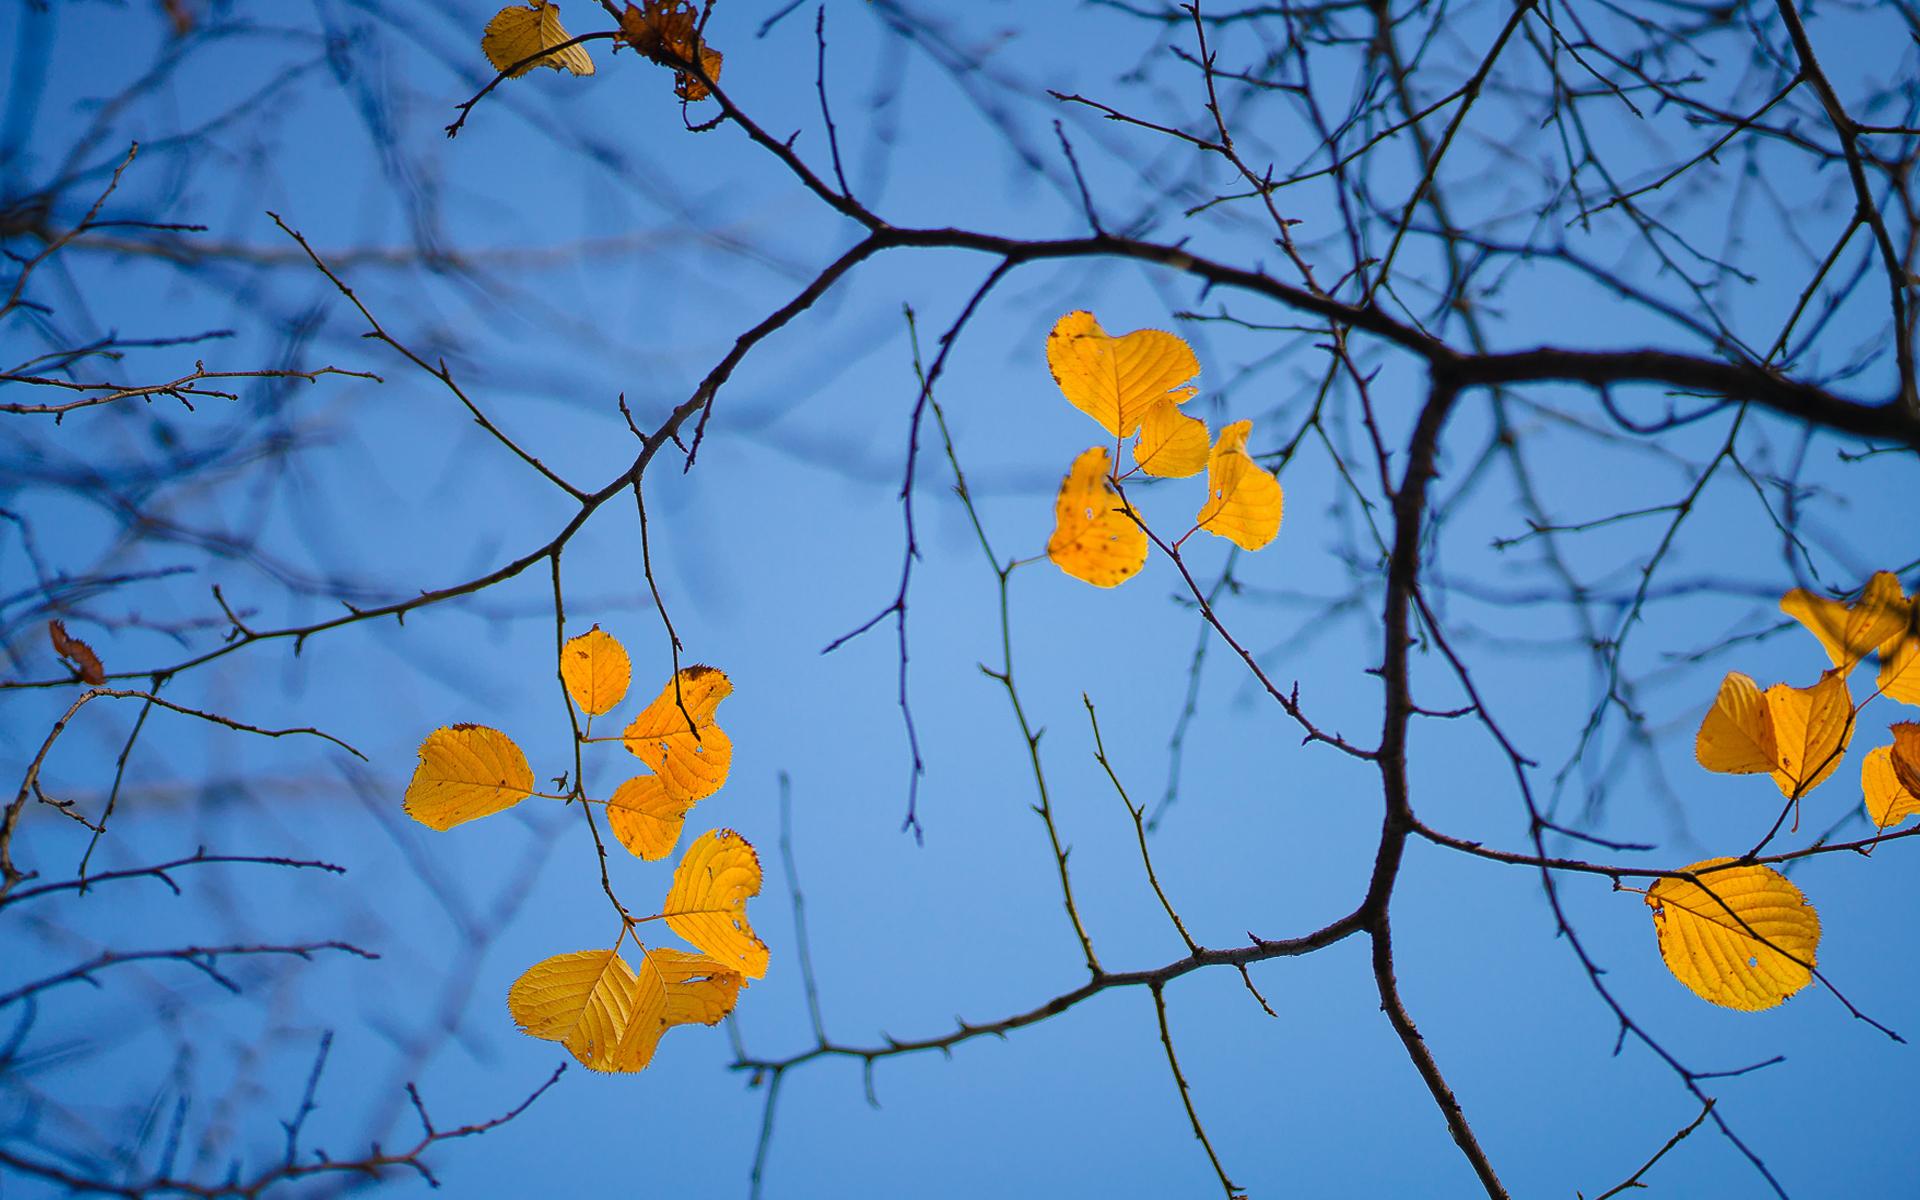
xmin=4 ymin=2 xmax=1919 ymax=1197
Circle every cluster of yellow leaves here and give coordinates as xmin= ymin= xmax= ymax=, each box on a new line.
xmin=403 ymin=625 xmax=763 ymax=1072
xmin=1656 ymin=570 xmax=1919 ymax=1011
xmin=619 ymin=664 xmax=733 ymax=849
xmin=1695 ymin=668 xmax=1853 ymax=799
xmin=1696 ymin=570 xmax=1920 ymax=830
xmin=506 ymin=946 xmax=738 ymax=1073
xmin=508 ymin=827 xmax=764 ymax=1071
xmin=477 ymin=0 xmax=725 ymax=102
xmin=1042 ymin=311 xmax=1283 ymax=587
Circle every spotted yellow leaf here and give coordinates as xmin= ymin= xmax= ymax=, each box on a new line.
xmin=1862 ymin=745 xmax=1920 ymax=830
xmin=1195 ymin=420 xmax=1283 ymax=551
xmin=404 ymin=724 xmax=533 ymax=830
xmin=1782 ymin=571 xmax=1908 ymax=672
xmin=1046 ymin=310 xmax=1200 ymax=440
xmin=663 ymin=829 xmax=768 ymax=979
xmin=483 ymin=1 xmax=595 ymax=77
xmin=1695 ymin=671 xmax=1780 ymax=775
xmin=1763 ymin=670 xmax=1853 ymax=798
xmin=606 ymin=773 xmax=694 ymax=861
xmin=1646 ymin=859 xmax=1819 ymax=1011
xmin=1133 ymin=391 xmax=1208 ymax=478
xmin=507 ymin=946 xmax=742 ymax=1073
xmin=623 ymin=666 xmax=732 ymax=802
xmin=1046 ymin=446 xmax=1146 ymax=588
xmin=562 ymin=625 xmax=630 ymax=716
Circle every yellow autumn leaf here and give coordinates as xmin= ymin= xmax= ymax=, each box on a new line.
xmin=507 ymin=949 xmax=637 ymax=1071
xmin=1195 ymin=419 xmax=1283 ymax=551
xmin=1046 ymin=446 xmax=1147 ymax=588
xmin=606 ymin=773 xmax=694 ymax=861
xmin=618 ymin=0 xmax=724 ymax=101
xmin=663 ymin=828 xmax=768 ymax=979
xmin=1764 ymin=670 xmax=1854 ymax=798
xmin=1862 ymin=745 xmax=1920 ymax=830
xmin=607 ymin=947 xmax=744 ymax=1071
xmin=1133 ymin=391 xmax=1208 ymax=478
xmin=507 ymin=946 xmax=742 ymax=1073
xmin=1879 ymin=625 xmax=1920 ymax=706
xmin=482 ymin=1 xmax=595 ymax=77
xmin=1645 ymin=858 xmax=1819 ymax=1011
xmin=404 ymin=724 xmax=534 ymax=830
xmin=646 ymin=947 xmax=743 ymax=1027
xmin=1781 ymin=571 xmax=1908 ymax=672
xmin=1694 ymin=671 xmax=1780 ymax=775
xmin=1890 ymin=722 xmax=1920 ymax=799
xmin=1046 ymin=310 xmax=1200 ymax=439
xmin=623 ymin=666 xmax=732 ymax=802
xmin=562 ymin=625 xmax=630 ymax=716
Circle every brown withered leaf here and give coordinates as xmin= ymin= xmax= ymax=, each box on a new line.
xmin=618 ymin=0 xmax=724 ymax=101
xmin=672 ymin=45 xmax=724 ymax=101
xmin=48 ymin=620 xmax=105 ymax=684
xmin=1890 ymin=722 xmax=1920 ymax=800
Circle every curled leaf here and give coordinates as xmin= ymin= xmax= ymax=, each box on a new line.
xmin=1046 ymin=310 xmax=1199 ymax=439
xmin=1133 ymin=391 xmax=1208 ymax=478
xmin=48 ymin=619 xmax=105 ymax=685
xmin=562 ymin=625 xmax=631 ymax=716
xmin=1880 ymin=627 xmax=1920 ymax=707
xmin=1694 ymin=671 xmax=1779 ymax=775
xmin=1195 ymin=420 xmax=1283 ymax=551
xmin=1863 ymin=745 xmax=1920 ymax=830
xmin=610 ymin=947 xmax=744 ymax=1071
xmin=663 ymin=828 xmax=768 ymax=979
xmin=1046 ymin=446 xmax=1147 ymax=588
xmin=1783 ymin=570 xmax=1920 ymax=704
xmin=404 ymin=724 xmax=534 ymax=830
xmin=1646 ymin=859 xmax=1819 ymax=1011
xmin=1890 ymin=722 xmax=1920 ymax=800
xmin=622 ymin=666 xmax=733 ymax=802
xmin=1763 ymin=670 xmax=1853 ymax=798
xmin=1781 ymin=571 xmax=1908 ymax=672
xmin=606 ymin=773 xmax=695 ymax=861
xmin=618 ymin=0 xmax=724 ymax=100
xmin=483 ymin=1 xmax=595 ymax=77
xmin=673 ymin=45 xmax=724 ymax=101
